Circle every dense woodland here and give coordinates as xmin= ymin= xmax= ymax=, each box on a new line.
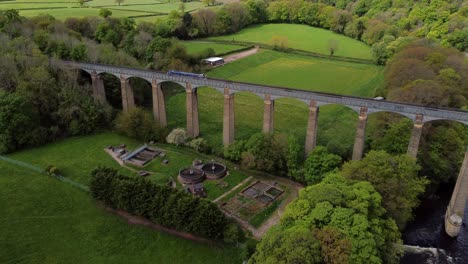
xmin=0 ymin=1 xmax=467 ymax=263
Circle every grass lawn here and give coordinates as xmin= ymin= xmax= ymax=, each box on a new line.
xmin=162 ymin=50 xmax=382 ymax=156
xmin=207 ymin=24 xmax=373 ymax=60
xmin=5 ymin=132 xmax=249 ymax=200
xmin=1 ymin=0 xmax=208 ymax=21
xmin=0 ymin=162 xmax=243 ymax=264
xmin=183 ymin=41 xmax=247 ymax=56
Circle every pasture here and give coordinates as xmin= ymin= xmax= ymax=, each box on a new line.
xmin=0 ymin=0 xmax=207 ymax=22
xmin=207 ymin=24 xmax=373 ymax=60
xmin=0 ymin=161 xmax=243 ymax=264
xmin=162 ymin=50 xmax=383 ymax=155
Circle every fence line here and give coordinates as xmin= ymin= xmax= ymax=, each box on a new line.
xmin=0 ymin=156 xmax=89 ymax=192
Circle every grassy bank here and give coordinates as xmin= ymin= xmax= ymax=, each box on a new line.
xmin=0 ymin=161 xmax=243 ymax=264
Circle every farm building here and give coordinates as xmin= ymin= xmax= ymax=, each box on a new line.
xmin=203 ymin=57 xmax=225 ymax=66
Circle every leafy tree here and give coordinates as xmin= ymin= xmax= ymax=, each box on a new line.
xmin=99 ymin=9 xmax=112 ymax=18
xmin=249 ymin=226 xmax=322 ymax=264
xmin=304 ymin=146 xmax=341 ymax=185
xmin=314 ymin=226 xmax=352 ymax=264
xmin=242 ymin=133 xmax=287 ymax=173
xmin=342 ymin=150 xmax=429 ymax=229
xmin=115 ymin=107 xmax=157 ymax=142
xmin=77 ymin=0 xmax=85 ymax=8
xmin=369 ymin=117 xmax=412 ymax=154
xmin=280 ymin=173 xmax=402 ymax=264
xmin=286 ymin=135 xmax=302 ymax=181
xmin=223 ymin=140 xmax=246 ymax=162
xmin=0 ymin=92 xmax=39 ymax=153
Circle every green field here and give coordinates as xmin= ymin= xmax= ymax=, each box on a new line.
xmin=0 ymin=161 xmax=242 ymax=264
xmin=183 ymin=41 xmax=246 ymax=56
xmin=0 ymin=0 xmax=207 ymax=22
xmin=207 ymin=24 xmax=373 ymax=60
xmin=162 ymin=50 xmax=383 ymax=155
xmin=5 ymin=132 xmax=251 ymax=200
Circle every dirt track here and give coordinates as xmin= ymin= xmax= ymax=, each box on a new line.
xmin=224 ymin=46 xmax=259 ymax=63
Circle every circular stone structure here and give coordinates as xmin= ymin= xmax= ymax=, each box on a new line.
xmin=178 ymin=167 xmax=205 ymax=184
xmin=201 ymin=161 xmax=227 ymax=180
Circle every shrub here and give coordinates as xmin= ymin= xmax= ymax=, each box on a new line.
xmin=115 ymin=107 xmax=156 ymax=142
xmin=44 ymin=165 xmax=60 ymax=175
xmin=166 ymin=128 xmax=187 ymax=146
xmin=187 ymin=137 xmax=211 ymax=153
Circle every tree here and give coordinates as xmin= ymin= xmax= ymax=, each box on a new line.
xmin=0 ymin=92 xmax=39 ymax=153
xmin=304 ymin=146 xmax=341 ymax=185
xmin=249 ymin=226 xmax=322 ymax=264
xmin=115 ymin=107 xmax=157 ymax=142
xmin=77 ymin=0 xmax=85 ymax=7
xmin=342 ymin=150 xmax=429 ymax=229
xmin=314 ymin=226 xmax=352 ymax=264
xmin=202 ymin=0 xmax=215 ymax=6
xmin=286 ymin=135 xmax=302 ymax=181
xmin=270 ymin=35 xmax=288 ymax=51
xmin=328 ymin=39 xmax=338 ymax=56
xmin=280 ymin=173 xmax=402 ymax=264
xmin=192 ymin=9 xmax=218 ymax=36
xmin=115 ymin=0 xmax=124 ymax=6
xmin=99 ymin=9 xmax=112 ymax=18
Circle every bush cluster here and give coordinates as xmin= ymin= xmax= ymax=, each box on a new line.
xmin=89 ymin=167 xmax=240 ymax=241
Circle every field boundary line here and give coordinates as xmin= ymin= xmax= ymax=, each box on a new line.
xmin=0 ymin=155 xmax=89 ymax=192
xmin=205 ymin=39 xmax=375 ymax=64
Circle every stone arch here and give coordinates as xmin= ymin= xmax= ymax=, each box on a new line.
xmin=194 ymin=86 xmax=225 ymax=145
xmin=423 ymin=117 xmax=468 ymax=126
xmin=230 ymin=91 xmax=264 ymax=141
xmin=273 ymin=97 xmax=309 ymax=143
xmin=95 ymin=72 xmax=122 ymax=109
xmin=366 ymin=111 xmax=416 ymax=155
xmin=314 ymin=103 xmax=360 ymax=158
xmin=126 ymin=76 xmax=152 ymax=108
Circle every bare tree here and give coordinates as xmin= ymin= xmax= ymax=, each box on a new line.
xmin=193 ymin=9 xmax=218 ymax=36
xmin=328 ymin=39 xmax=338 ymax=56
xmin=115 ymin=0 xmax=124 ymax=6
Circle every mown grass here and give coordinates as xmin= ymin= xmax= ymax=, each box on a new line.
xmin=163 ymin=50 xmax=382 ymax=155
xmin=183 ymin=41 xmax=246 ymax=56
xmin=207 ymin=24 xmax=373 ymax=60
xmin=6 ymin=132 xmax=248 ymax=200
xmin=0 ymin=0 xmax=207 ymax=21
xmin=0 ymin=162 xmax=243 ymax=264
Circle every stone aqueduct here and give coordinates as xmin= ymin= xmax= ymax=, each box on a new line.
xmin=59 ymin=60 xmax=468 ymax=237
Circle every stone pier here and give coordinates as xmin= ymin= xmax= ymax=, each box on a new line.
xmin=445 ymin=149 xmax=468 ymax=237
xmin=263 ymin=94 xmax=274 ymax=134
xmin=120 ymin=75 xmax=135 ymax=112
xmin=407 ymin=114 xmax=424 ymax=158
xmin=151 ymin=79 xmax=167 ymax=127
xmin=223 ymin=88 xmax=235 ymax=146
xmin=186 ymin=83 xmax=199 ymax=138
xmin=352 ymin=106 xmax=368 ymax=160
xmin=305 ymin=100 xmax=319 ymax=155
xmin=91 ymin=72 xmax=106 ymax=103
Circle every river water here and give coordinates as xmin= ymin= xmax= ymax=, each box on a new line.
xmin=401 ymin=186 xmax=468 ymax=263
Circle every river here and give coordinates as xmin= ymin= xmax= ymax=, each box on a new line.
xmin=401 ymin=186 xmax=468 ymax=263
